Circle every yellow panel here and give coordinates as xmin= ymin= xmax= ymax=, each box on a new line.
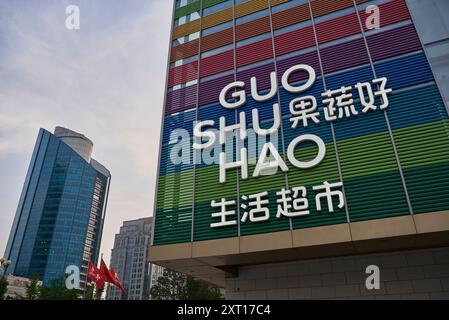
xmin=235 ymin=0 xmax=268 ymax=18
xmin=201 ymin=7 xmax=233 ymax=29
xmin=172 ymin=19 xmax=201 ymax=40
xmin=271 ymin=0 xmax=290 ymax=6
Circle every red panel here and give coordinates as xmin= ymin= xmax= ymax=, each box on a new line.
xmin=360 ymin=0 xmax=410 ymax=31
xmin=235 ymin=16 xmax=271 ymax=42
xmin=201 ymin=28 xmax=234 ymax=53
xmin=170 ymin=39 xmax=199 ymax=62
xmin=272 ymin=3 xmax=310 ymax=30
xmin=172 ymin=0 xmax=412 ymax=82
xmin=311 ymin=0 xmax=354 ymax=17
xmin=316 ymin=12 xmax=361 ymax=44
xmin=274 ymin=25 xmax=315 ymax=56
xmin=236 ymin=38 xmax=273 ymax=68
xmin=167 ymin=61 xmax=198 ymax=87
xmin=199 ymin=50 xmax=234 ymax=78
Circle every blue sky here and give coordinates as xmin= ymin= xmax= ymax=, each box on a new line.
xmin=0 ymin=0 xmax=172 ymax=264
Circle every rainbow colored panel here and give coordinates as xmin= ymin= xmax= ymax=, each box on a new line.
xmin=154 ymin=0 xmax=449 ymax=245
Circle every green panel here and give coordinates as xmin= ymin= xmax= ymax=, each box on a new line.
xmin=338 ymin=132 xmax=401 ymax=177
xmin=174 ymin=1 xmax=201 ymax=19
xmin=288 ymin=142 xmax=347 ymax=229
xmin=345 ymin=171 xmax=410 ymax=222
xmin=153 ymin=207 xmax=192 ymax=245
xmin=337 ymin=132 xmax=410 ymax=221
xmin=154 ymin=119 xmax=449 ymax=244
xmin=239 ymin=155 xmax=289 ymax=236
xmin=403 ymin=162 xmax=449 ymax=214
xmin=156 ymin=170 xmax=194 ymax=208
xmin=154 ymin=169 xmax=193 ymax=245
xmin=291 ymin=184 xmax=347 ymax=229
xmin=174 ymin=0 xmax=229 ymax=19
xmin=395 ymin=120 xmax=449 ymax=214
xmin=394 ymin=120 xmax=449 ymax=169
xmin=203 ymin=0 xmax=229 ymax=9
xmin=194 ymin=164 xmax=240 ymax=201
xmin=194 ymin=165 xmax=238 ymax=241
xmin=194 ymin=202 xmax=239 ymax=241
xmin=157 ymin=170 xmax=193 ymax=207
xmin=287 ymin=142 xmax=340 ymax=186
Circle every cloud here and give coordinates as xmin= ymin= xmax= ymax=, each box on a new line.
xmin=0 ymin=0 xmax=171 ymax=265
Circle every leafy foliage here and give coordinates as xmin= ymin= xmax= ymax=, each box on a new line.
xmin=0 ymin=277 xmax=8 ymax=300
xmin=25 ymin=274 xmax=40 ymax=300
xmin=150 ymin=269 xmax=223 ymax=300
xmin=38 ymin=278 xmax=81 ymax=300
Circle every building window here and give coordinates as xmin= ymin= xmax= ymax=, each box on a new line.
xmin=176 ymin=0 xmax=199 ymax=9
xmin=203 ymin=0 xmax=233 ymax=16
xmin=271 ymin=0 xmax=308 ymax=14
xmin=236 ymin=8 xmax=268 ymax=25
xmin=201 ymin=44 xmax=233 ymax=59
xmin=174 ymin=11 xmax=200 ymax=27
xmin=172 ymin=31 xmax=200 ymax=47
xmin=170 ymin=79 xmax=198 ymax=92
xmin=236 ymin=32 xmax=271 ymax=47
xmin=202 ymin=21 xmax=233 ymax=37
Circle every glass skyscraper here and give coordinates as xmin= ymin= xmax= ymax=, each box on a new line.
xmin=3 ymin=127 xmax=111 ymax=288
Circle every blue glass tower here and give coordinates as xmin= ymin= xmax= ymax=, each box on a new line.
xmin=3 ymin=127 xmax=110 ymax=288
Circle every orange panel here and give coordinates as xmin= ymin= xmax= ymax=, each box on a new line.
xmin=235 ymin=0 xmax=268 ymax=18
xmin=270 ymin=0 xmax=290 ymax=6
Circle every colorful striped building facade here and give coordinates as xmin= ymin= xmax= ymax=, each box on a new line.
xmin=150 ymin=0 xmax=449 ymax=298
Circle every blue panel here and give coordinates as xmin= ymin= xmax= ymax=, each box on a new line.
xmin=162 ymin=109 xmax=196 ymax=143
xmin=374 ymin=52 xmax=434 ymax=90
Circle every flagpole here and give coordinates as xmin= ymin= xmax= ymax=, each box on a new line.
xmin=99 ymin=253 xmax=104 ymax=300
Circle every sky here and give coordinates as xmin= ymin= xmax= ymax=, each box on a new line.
xmin=0 ymin=0 xmax=172 ymax=265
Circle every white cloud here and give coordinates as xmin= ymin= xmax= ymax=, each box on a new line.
xmin=0 ymin=0 xmax=171 ymax=265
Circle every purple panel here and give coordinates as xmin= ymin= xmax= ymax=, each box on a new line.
xmin=198 ymin=74 xmax=235 ymax=107
xmin=320 ymin=38 xmax=370 ymax=74
xmin=236 ymin=62 xmax=276 ymax=94
xmin=276 ymin=50 xmax=321 ymax=83
xmin=165 ymin=85 xmax=198 ymax=115
xmin=367 ymin=24 xmax=422 ymax=62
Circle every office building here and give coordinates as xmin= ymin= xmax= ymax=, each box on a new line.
xmin=3 ymin=127 xmax=110 ymax=289
xmin=107 ymin=218 xmax=160 ymax=300
xmin=151 ymin=0 xmax=449 ymax=299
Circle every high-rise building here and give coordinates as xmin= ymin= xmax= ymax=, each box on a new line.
xmin=150 ymin=0 xmax=449 ymax=299
xmin=3 ymin=127 xmax=110 ymax=289
xmin=149 ymin=263 xmax=165 ymax=292
xmin=106 ymin=218 xmax=161 ymax=300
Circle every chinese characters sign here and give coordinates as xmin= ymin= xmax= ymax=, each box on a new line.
xmin=192 ymin=64 xmax=392 ymax=228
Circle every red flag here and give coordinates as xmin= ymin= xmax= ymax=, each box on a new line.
xmin=100 ymin=258 xmax=114 ymax=283
xmin=110 ymin=267 xmax=125 ymax=293
xmin=87 ymin=261 xmax=104 ymax=288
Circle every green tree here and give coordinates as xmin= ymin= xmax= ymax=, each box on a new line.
xmin=94 ymin=284 xmax=104 ymax=300
xmin=150 ymin=269 xmax=223 ymax=300
xmin=84 ymin=284 xmax=95 ymax=300
xmin=0 ymin=277 xmax=8 ymax=300
xmin=25 ymin=274 xmax=40 ymax=300
xmin=39 ymin=278 xmax=81 ymax=300
xmin=149 ymin=269 xmax=187 ymax=300
xmin=186 ymin=276 xmax=223 ymax=300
